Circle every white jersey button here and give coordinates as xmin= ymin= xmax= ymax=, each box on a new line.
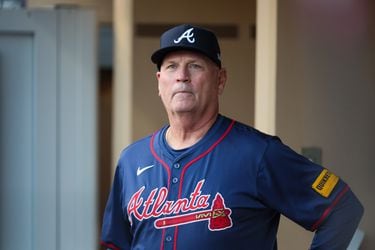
xmin=173 ymin=163 xmax=181 ymax=169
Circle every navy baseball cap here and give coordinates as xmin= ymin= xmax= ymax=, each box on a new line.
xmin=151 ymin=24 xmax=222 ymax=69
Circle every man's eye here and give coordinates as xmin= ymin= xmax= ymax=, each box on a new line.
xmin=189 ymin=63 xmax=202 ymax=69
xmin=166 ymin=64 xmax=177 ymax=69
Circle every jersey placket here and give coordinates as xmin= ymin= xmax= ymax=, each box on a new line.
xmin=150 ymin=132 xmax=187 ymax=250
xmin=150 ymin=118 xmax=235 ymax=250
xmin=164 ymin=159 xmax=183 ymax=250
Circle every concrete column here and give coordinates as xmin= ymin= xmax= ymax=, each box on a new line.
xmin=112 ymin=0 xmax=134 ymax=172
xmin=254 ymin=0 xmax=278 ymax=135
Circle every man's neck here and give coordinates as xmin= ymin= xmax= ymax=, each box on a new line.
xmin=166 ymin=112 xmax=218 ymax=150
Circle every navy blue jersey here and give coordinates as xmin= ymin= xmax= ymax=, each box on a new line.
xmin=101 ymin=115 xmax=349 ymax=250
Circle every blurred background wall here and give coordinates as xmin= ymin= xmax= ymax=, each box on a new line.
xmin=2 ymin=0 xmax=374 ymax=249
xmin=276 ymin=1 xmax=375 ymax=249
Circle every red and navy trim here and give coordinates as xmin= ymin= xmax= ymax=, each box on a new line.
xmin=310 ymin=184 xmax=350 ymax=231
xmin=150 ymin=119 xmax=235 ymax=250
xmin=100 ymin=241 xmax=121 ymax=250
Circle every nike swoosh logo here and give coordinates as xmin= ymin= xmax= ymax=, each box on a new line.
xmin=137 ymin=165 xmax=155 ymax=176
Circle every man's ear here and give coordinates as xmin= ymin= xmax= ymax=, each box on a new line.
xmin=218 ymin=68 xmax=227 ymax=95
xmin=156 ymin=71 xmax=161 ymax=96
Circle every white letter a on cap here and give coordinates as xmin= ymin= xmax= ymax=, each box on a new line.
xmin=174 ymin=28 xmax=195 ymax=44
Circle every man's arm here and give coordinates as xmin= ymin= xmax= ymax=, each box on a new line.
xmin=310 ymin=189 xmax=364 ymax=249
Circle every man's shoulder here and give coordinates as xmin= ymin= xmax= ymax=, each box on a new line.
xmin=228 ymin=117 xmax=275 ymax=142
xmin=118 ymin=133 xmax=155 ymax=158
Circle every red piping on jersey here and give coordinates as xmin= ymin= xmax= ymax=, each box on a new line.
xmin=150 ymin=132 xmax=171 ymax=189
xmin=173 ymin=226 xmax=179 ymax=250
xmin=160 ymin=228 xmax=166 ymax=250
xmin=150 ymin=131 xmax=171 ymax=250
xmin=150 ymin=119 xmax=235 ymax=250
xmin=175 ymin=119 xmax=235 ymax=250
xmin=100 ymin=241 xmax=121 ymax=250
xmin=310 ymin=184 xmax=350 ymax=231
xmin=177 ymin=119 xmax=235 ymax=199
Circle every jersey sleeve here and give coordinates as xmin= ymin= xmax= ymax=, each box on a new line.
xmin=101 ymin=165 xmax=132 ymax=250
xmin=256 ymin=137 xmax=349 ymax=231
xmin=310 ymin=189 xmax=364 ymax=249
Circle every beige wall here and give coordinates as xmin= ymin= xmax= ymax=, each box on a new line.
xmin=132 ymin=0 xmax=256 ymax=140
xmin=276 ymin=1 xmax=375 ymax=249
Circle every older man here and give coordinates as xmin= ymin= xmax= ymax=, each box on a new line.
xmin=101 ymin=24 xmax=363 ymax=250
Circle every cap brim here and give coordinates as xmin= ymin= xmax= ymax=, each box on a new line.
xmin=151 ymin=46 xmax=217 ymax=69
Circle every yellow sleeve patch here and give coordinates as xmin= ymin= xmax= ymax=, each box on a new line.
xmin=312 ymin=169 xmax=339 ymax=198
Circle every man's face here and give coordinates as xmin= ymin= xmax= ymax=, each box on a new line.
xmin=156 ymin=50 xmax=226 ymax=116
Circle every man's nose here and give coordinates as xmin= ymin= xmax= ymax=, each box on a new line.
xmin=176 ymin=66 xmax=190 ymax=82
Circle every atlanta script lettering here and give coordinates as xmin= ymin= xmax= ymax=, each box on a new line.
xmin=127 ymin=180 xmax=210 ymax=223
